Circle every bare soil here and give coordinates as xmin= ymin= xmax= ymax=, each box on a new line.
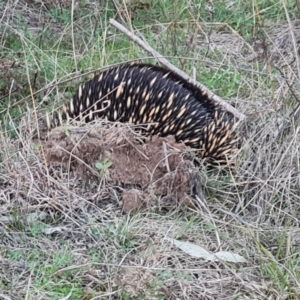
xmin=40 ymin=122 xmax=201 ymax=214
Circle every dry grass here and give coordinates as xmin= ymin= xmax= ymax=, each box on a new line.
xmin=1 ymin=0 xmax=300 ymax=299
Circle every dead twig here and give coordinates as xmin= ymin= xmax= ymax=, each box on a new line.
xmin=109 ymin=18 xmax=246 ymax=121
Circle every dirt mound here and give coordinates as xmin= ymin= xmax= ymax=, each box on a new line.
xmin=42 ymin=122 xmax=202 ymax=213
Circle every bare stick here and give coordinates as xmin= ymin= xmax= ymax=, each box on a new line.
xmin=109 ymin=18 xmax=246 ymax=121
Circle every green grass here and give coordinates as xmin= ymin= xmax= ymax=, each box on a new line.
xmin=1 ymin=0 xmax=300 ymax=299
xmin=0 ymin=0 xmax=289 ymax=119
xmin=27 ymin=249 xmax=84 ymax=300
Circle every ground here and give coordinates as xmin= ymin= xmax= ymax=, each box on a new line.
xmin=1 ymin=0 xmax=300 ymax=299
xmin=42 ymin=122 xmax=198 ymax=213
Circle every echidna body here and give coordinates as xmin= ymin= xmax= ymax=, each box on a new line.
xmin=47 ymin=63 xmax=240 ymax=166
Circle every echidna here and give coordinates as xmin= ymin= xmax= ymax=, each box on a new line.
xmin=46 ymin=63 xmax=241 ymax=166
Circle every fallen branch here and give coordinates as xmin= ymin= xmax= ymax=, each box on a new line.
xmin=109 ymin=19 xmax=246 ymax=121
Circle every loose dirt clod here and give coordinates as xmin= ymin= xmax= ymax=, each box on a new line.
xmin=42 ymin=122 xmax=201 ymax=212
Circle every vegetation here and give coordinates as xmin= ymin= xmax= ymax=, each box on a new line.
xmin=1 ymin=0 xmax=300 ymax=299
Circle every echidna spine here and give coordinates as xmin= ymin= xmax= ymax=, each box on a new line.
xmin=46 ymin=63 xmax=241 ymax=166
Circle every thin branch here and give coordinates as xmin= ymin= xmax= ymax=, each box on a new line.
xmin=109 ymin=18 xmax=246 ymax=121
